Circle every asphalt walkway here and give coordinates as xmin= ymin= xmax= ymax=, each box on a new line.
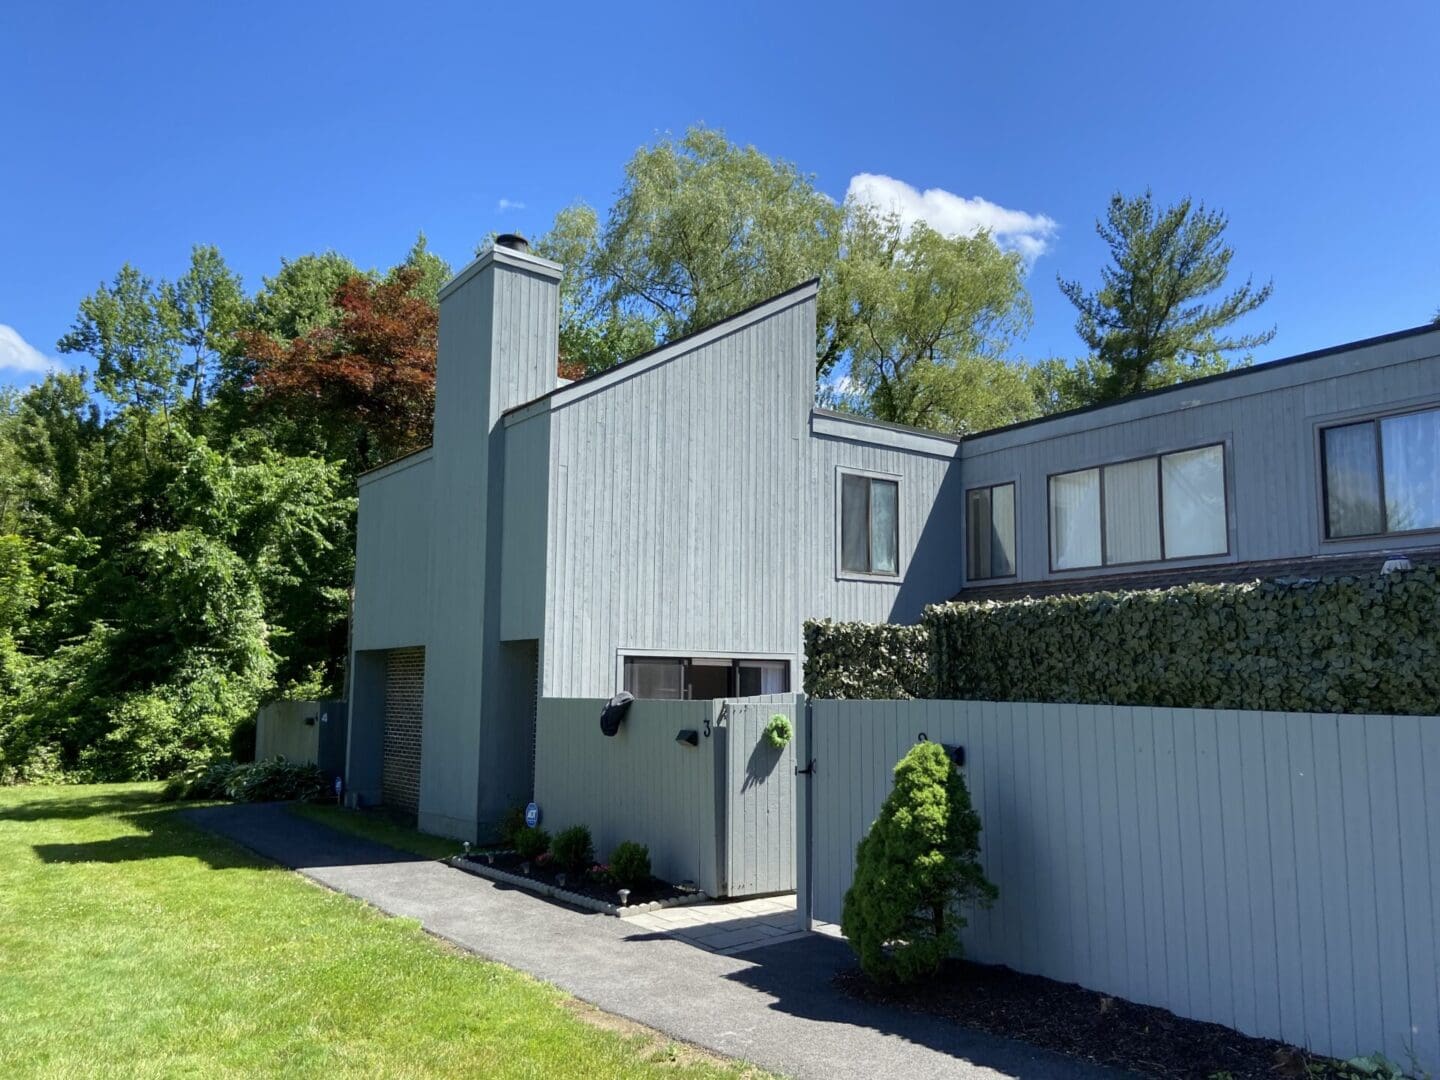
xmin=184 ymin=802 xmax=1124 ymax=1080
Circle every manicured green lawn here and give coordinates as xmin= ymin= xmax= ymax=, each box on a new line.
xmin=0 ymin=784 xmax=760 ymax=1079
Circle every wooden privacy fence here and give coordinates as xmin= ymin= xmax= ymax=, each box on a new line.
xmin=800 ymin=700 xmax=1440 ymax=1070
xmin=534 ymin=695 xmax=796 ymax=897
xmin=254 ymin=698 xmax=347 ymax=775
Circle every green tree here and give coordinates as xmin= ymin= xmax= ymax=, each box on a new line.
xmin=839 ymin=211 xmax=1034 ymax=434
xmin=389 ymin=232 xmax=452 ymax=306
xmin=57 ymin=265 xmax=184 ymax=418
xmin=1058 ymin=190 xmax=1274 ymax=401
xmin=169 ymin=245 xmax=247 ymax=406
xmin=841 ymin=741 xmax=996 ymax=983
xmin=251 ymin=251 xmax=366 ymax=341
xmin=536 ymin=126 xmax=847 ymax=375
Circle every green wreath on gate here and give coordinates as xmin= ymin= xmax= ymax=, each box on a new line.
xmin=763 ymin=714 xmax=793 ymax=750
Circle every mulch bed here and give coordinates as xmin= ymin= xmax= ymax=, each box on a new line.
xmin=836 ymin=959 xmax=1352 ymax=1079
xmin=460 ymin=851 xmax=694 ymax=908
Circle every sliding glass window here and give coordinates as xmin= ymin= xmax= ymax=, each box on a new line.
xmin=1323 ymin=406 xmax=1440 ymax=538
xmin=840 ymin=472 xmax=900 ymax=576
xmin=1049 ymin=444 xmax=1228 ymax=570
xmin=966 ymin=482 xmax=1016 ymax=580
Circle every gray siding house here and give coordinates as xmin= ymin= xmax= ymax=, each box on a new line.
xmin=346 ymin=235 xmax=1440 ymax=840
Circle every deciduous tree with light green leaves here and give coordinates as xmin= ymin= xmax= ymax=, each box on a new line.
xmin=1058 ymin=190 xmax=1273 ymax=403
xmin=535 ymin=126 xmax=848 ymax=376
xmin=169 ymin=245 xmax=247 ymax=406
xmin=836 ymin=210 xmax=1035 ymax=435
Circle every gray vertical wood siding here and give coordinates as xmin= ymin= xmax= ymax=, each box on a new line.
xmin=804 ymin=699 xmax=1440 ymax=1070
xmin=533 ymin=287 xmax=964 ymax=698
xmin=959 ymin=332 xmax=1440 ymax=590
xmin=538 ymin=294 xmax=816 ymax=698
xmin=535 ymin=694 xmax=799 ymax=896
xmin=352 ymin=451 xmax=432 ymax=651
xmin=535 ymin=697 xmax=722 ymax=894
xmin=720 ymin=697 xmax=797 ymax=895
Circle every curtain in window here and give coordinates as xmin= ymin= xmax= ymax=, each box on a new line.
xmin=1103 ymin=458 xmax=1161 ymax=564
xmin=870 ymin=480 xmax=899 ymax=574
xmin=1050 ymin=469 xmax=1101 ymax=569
xmin=1162 ymin=445 xmax=1228 ymax=557
xmin=967 ymin=489 xmax=993 ymax=579
xmin=1381 ymin=410 xmax=1440 ymax=532
xmin=840 ymin=474 xmax=869 ymax=572
xmin=1324 ymin=423 xmax=1382 ymax=538
xmin=990 ymin=483 xmax=1016 ymax=576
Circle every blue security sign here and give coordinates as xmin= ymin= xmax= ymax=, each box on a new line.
xmin=524 ymin=802 xmax=541 ymax=828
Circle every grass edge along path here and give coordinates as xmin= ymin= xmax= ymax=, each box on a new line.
xmin=0 ymin=783 xmax=765 ymax=1079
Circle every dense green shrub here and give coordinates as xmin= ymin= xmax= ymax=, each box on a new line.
xmin=223 ymin=757 xmax=327 ymax=802
xmin=842 ymin=741 xmax=996 ymax=983
xmin=804 ymin=619 xmax=933 ymax=699
xmin=551 ymin=825 xmax=594 ymax=874
xmin=925 ymin=567 xmax=1440 ymax=715
xmin=609 ymin=841 xmax=651 ymax=890
xmin=161 ymin=759 xmax=240 ymax=801
xmin=513 ymin=826 xmax=550 ymax=860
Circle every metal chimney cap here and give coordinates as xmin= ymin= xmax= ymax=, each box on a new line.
xmin=495 ymin=233 xmax=530 ymax=253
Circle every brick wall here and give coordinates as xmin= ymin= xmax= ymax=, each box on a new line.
xmin=382 ymin=647 xmax=425 ymax=815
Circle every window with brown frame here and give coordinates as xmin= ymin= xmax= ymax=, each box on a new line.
xmin=1322 ymin=405 xmax=1440 ymax=539
xmin=966 ymin=482 xmax=1016 ymax=580
xmin=1049 ymin=444 xmax=1228 ymax=570
xmin=839 ymin=472 xmax=899 ymax=576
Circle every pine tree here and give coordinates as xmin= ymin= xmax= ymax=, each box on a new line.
xmin=841 ymin=741 xmax=996 ymax=982
xmin=1059 ymin=190 xmax=1274 ymax=402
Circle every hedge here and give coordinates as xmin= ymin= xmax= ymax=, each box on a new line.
xmin=804 ymin=619 xmax=933 ymax=699
xmin=923 ymin=566 xmax=1439 ymax=716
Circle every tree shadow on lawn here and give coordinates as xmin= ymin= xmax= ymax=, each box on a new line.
xmin=0 ymin=788 xmax=162 ymax=824
xmin=718 ymin=933 xmax=1122 ymax=1080
xmin=22 ymin=795 xmax=433 ymax=873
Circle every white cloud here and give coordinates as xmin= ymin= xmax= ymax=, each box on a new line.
xmin=0 ymin=324 xmax=63 ymax=378
xmin=497 ymin=197 xmax=526 ymax=212
xmin=846 ymin=173 xmax=1058 ymax=259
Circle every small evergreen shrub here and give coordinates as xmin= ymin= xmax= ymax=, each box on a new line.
xmin=842 ymin=741 xmax=996 ymax=983
xmin=763 ymin=714 xmax=792 ymax=749
xmin=513 ymin=826 xmax=550 ymax=860
xmin=609 ymin=841 xmax=651 ymax=890
xmin=551 ymin=825 xmax=594 ymax=874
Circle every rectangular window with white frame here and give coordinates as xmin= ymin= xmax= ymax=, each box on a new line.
xmin=839 ymin=470 xmax=900 ymax=577
xmin=966 ymin=482 xmax=1016 ymax=580
xmin=1321 ymin=405 xmax=1440 ymax=539
xmin=1049 ymin=443 xmax=1228 ymax=570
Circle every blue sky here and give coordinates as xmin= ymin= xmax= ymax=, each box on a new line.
xmin=2 ymin=1 xmax=1437 ymax=389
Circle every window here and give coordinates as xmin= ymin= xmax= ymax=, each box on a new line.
xmin=622 ymin=656 xmax=791 ymax=700
xmin=1322 ymin=406 xmax=1440 ymax=538
xmin=840 ymin=472 xmax=899 ymax=576
xmin=966 ymin=482 xmax=1016 ymax=580
xmin=1049 ymin=444 xmax=1228 ymax=570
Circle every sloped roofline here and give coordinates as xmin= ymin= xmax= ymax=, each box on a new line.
xmin=961 ymin=320 xmax=1440 ymax=444
xmin=502 ymin=278 xmax=820 ymax=425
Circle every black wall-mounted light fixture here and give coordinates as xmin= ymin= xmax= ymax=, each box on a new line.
xmin=675 ymin=729 xmax=699 ymax=747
